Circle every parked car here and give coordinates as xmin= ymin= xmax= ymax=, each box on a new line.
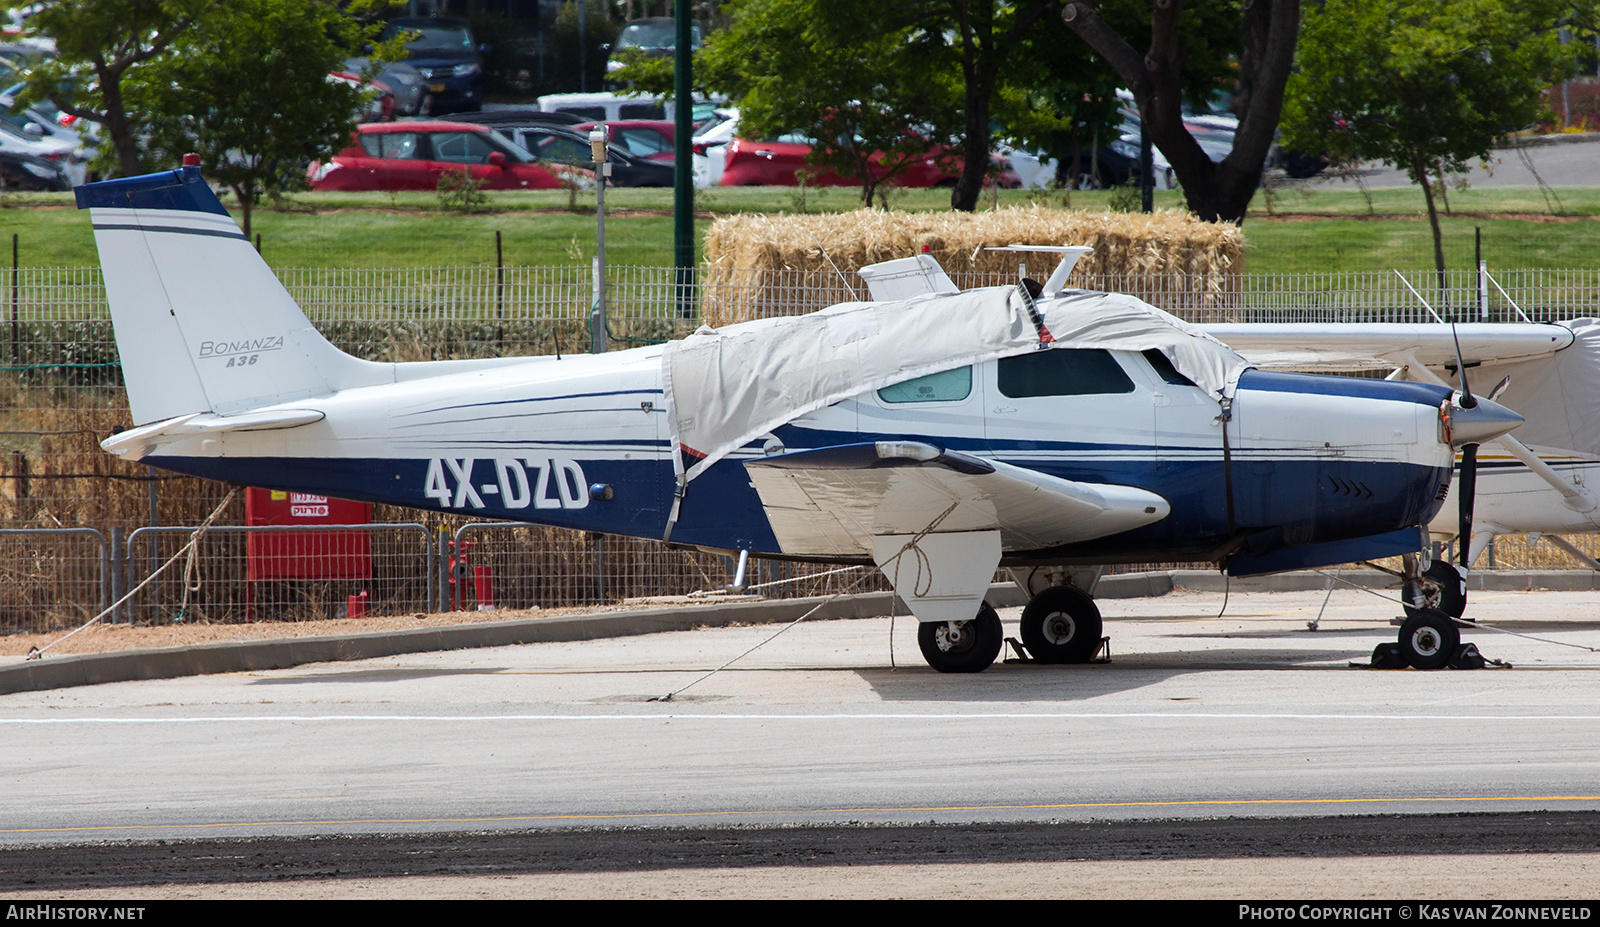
xmin=718 ymin=133 xmax=1021 ymax=189
xmin=327 ymin=68 xmax=394 ymax=122
xmin=536 ymin=90 xmax=722 ymax=124
xmin=604 ymin=16 xmax=702 ymax=79
xmin=0 ymin=116 xmax=80 ymax=185
xmin=345 ymin=57 xmax=426 ymax=117
xmin=0 ymin=146 xmax=67 ymax=191
xmin=486 ymin=123 xmax=674 ymax=188
xmin=306 ymin=121 xmax=565 ymax=192
xmin=0 ymin=82 xmax=95 ymax=183
xmin=382 ymin=16 xmax=482 ymax=114
xmin=574 ymin=120 xmax=676 ymax=162
xmin=691 ymin=108 xmax=740 ymax=187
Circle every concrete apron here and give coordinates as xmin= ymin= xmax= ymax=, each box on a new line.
xmin=3 ymin=569 xmax=1596 ymax=695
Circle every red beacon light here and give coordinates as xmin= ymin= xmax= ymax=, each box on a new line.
xmin=182 ymin=153 xmax=201 ymax=167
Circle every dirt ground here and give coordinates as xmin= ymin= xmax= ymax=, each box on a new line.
xmin=0 ymin=601 xmax=647 ymax=658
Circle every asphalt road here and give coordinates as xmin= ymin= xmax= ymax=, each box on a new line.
xmin=1305 ymin=136 xmax=1600 ymax=189
xmin=5 ymin=586 xmax=1600 ymax=896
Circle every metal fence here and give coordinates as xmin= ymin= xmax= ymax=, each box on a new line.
xmin=445 ymin=522 xmax=888 ymax=612
xmin=122 ymin=524 xmax=433 ymax=625
xmin=0 ymin=528 xmax=106 ymax=634
xmin=4 ymin=263 xmax=1600 ymax=635
xmin=5 ymin=264 xmax=1599 ymax=334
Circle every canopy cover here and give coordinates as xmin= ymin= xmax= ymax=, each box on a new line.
xmin=663 ymin=285 xmax=1249 ymax=484
xmin=1036 ymin=289 xmax=1248 ymax=401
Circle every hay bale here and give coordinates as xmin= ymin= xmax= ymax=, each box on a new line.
xmin=701 ymin=206 xmax=1244 ymax=325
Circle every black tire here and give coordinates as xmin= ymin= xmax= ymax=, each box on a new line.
xmin=1019 ymin=586 xmax=1103 ymax=664
xmin=1398 ymin=609 xmax=1461 ymax=670
xmin=918 ymin=603 xmax=1003 ymax=674
xmin=1403 ymin=560 xmax=1467 ymax=620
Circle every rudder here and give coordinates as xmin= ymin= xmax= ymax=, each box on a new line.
xmin=78 ymin=164 xmax=379 ymax=426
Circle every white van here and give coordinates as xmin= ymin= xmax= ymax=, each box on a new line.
xmin=535 ymin=91 xmax=725 ymax=125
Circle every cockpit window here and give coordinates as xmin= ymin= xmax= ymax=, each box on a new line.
xmin=998 ymin=349 xmax=1135 ymax=398
xmin=1142 ymin=349 xmax=1197 ymax=387
xmin=878 ymin=366 xmax=972 ymax=403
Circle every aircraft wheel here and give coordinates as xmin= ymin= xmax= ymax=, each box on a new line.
xmin=1403 ymin=560 xmax=1467 ymax=620
xmin=1020 ymin=586 xmax=1103 ymax=664
xmin=1398 ymin=609 xmax=1460 ymax=670
xmin=918 ymin=603 xmax=1003 ymax=674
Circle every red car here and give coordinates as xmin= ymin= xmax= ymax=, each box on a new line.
xmin=718 ymin=134 xmax=1020 ymax=188
xmin=307 ymin=121 xmax=567 ymax=191
xmin=575 ymin=120 xmax=677 ymax=163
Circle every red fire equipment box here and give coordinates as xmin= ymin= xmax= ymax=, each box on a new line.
xmin=245 ymin=488 xmax=372 ymax=581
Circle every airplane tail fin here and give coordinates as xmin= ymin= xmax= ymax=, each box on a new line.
xmin=77 ymin=164 xmax=383 ymax=426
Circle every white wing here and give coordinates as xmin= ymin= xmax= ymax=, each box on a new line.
xmin=744 ymin=441 xmax=1170 ymax=558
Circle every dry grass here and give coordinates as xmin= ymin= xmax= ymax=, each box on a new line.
xmin=701 ymin=206 xmax=1244 ymax=324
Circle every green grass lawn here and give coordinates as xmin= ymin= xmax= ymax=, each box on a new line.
xmin=4 ymin=182 xmax=1596 ymax=272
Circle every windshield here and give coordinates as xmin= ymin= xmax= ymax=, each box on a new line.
xmin=617 ymin=21 xmax=701 ymax=51
xmin=386 ymin=22 xmax=475 ymax=53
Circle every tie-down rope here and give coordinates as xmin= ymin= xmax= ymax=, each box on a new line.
xmin=26 ymin=487 xmax=239 ymax=660
xmin=650 ymin=501 xmax=961 ymax=701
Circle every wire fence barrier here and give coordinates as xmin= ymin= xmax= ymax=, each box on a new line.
xmin=121 ymin=524 xmax=433 ymax=625
xmin=448 ymin=522 xmax=889 ymax=611
xmin=0 ymin=528 xmax=106 ymax=634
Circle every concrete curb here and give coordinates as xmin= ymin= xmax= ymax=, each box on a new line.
xmin=3 ymin=569 xmax=1594 ymax=695
xmin=0 ymin=588 xmax=915 ymax=696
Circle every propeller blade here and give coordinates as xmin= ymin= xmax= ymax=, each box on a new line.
xmin=1487 ymin=375 xmax=1511 ymax=403
xmin=1451 ymin=322 xmax=1476 ymax=409
xmin=1459 ymin=442 xmax=1478 ymax=568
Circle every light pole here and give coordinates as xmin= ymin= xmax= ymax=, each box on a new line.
xmin=590 ymin=126 xmax=609 ymax=355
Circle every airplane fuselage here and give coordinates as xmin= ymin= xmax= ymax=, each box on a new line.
xmin=145 ymin=340 xmax=1455 ymax=568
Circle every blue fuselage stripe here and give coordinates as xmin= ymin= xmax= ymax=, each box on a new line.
xmin=92 ymin=223 xmax=247 ymax=241
xmin=1238 ymin=369 xmax=1452 ymax=406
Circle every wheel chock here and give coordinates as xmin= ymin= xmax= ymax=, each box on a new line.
xmin=1002 ymin=637 xmax=1035 ymax=664
xmin=1449 ymin=642 xmax=1489 ymax=670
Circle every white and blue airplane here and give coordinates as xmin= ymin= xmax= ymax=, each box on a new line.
xmin=80 ymin=162 xmax=1524 ymax=673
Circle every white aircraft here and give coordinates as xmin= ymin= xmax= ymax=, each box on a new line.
xmin=1204 ymin=315 xmax=1600 ymax=619
xmin=79 ymin=162 xmax=1523 ymax=672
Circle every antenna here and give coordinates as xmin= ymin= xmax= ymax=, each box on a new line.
xmin=986 ymin=245 xmax=1093 ymax=298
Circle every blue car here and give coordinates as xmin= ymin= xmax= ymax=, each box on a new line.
xmin=383 ymin=16 xmax=482 ymax=115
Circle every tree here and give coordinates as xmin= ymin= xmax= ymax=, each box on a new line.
xmin=132 ymin=0 xmax=386 ymax=238
xmin=697 ymin=0 xmax=966 ymax=207
xmin=692 ymin=0 xmax=1065 ymax=210
xmin=22 ymin=0 xmax=214 ymax=177
xmin=1061 ymin=0 xmax=1302 ymax=223
xmin=905 ymin=0 xmax=1060 ymax=211
xmin=1000 ymin=14 xmax=1129 ymax=191
xmin=1281 ymin=0 xmax=1589 ymax=284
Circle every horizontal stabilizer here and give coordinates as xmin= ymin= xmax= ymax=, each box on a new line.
xmin=745 ymin=441 xmax=1170 ymax=556
xmin=101 ymin=409 xmax=326 ymax=461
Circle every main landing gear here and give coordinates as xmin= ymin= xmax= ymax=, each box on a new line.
xmin=918 ymin=603 xmax=1004 ymax=673
xmin=916 ymin=578 xmax=1106 ymax=674
xmin=1019 ymin=585 xmax=1103 ymax=664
